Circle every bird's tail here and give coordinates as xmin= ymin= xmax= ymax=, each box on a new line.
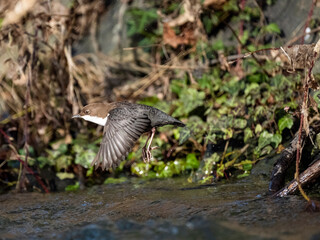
xmin=171 ymin=118 xmax=185 ymax=127
xmin=158 ymin=114 xmax=185 ymax=127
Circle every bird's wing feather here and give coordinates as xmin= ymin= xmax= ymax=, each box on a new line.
xmin=91 ymin=107 xmax=151 ymax=170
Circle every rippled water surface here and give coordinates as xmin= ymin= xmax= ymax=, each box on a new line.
xmin=0 ymin=175 xmax=319 ymax=240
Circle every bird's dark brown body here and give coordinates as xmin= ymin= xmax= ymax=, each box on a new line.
xmin=73 ymin=102 xmax=185 ymax=170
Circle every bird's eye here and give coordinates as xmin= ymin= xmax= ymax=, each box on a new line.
xmin=85 ymin=110 xmax=90 ymax=114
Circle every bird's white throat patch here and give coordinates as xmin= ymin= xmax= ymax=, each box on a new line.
xmin=82 ymin=114 xmax=109 ymax=126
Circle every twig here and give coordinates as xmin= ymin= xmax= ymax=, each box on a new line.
xmin=0 ymin=106 xmax=34 ymax=125
xmin=139 ymin=58 xmax=210 ymax=70
xmin=123 ymin=43 xmax=162 ymax=51
xmin=236 ymin=0 xmax=246 ymax=68
xmin=285 ymin=27 xmax=320 ymax=47
xmin=300 ymin=0 xmax=316 ymax=44
xmin=130 ymin=47 xmax=195 ymax=98
xmin=220 ymin=140 xmax=229 ymax=165
xmin=225 ymin=22 xmax=272 ymax=77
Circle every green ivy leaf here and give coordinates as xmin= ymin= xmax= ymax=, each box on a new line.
xmin=56 ymin=172 xmax=75 ymax=180
xmin=257 ymin=130 xmax=273 ymax=150
xmin=223 ymin=128 xmax=233 ymax=140
xmin=260 ymin=145 xmax=273 ymax=156
xmin=255 ymin=124 xmax=263 ymax=134
xmin=179 ymin=127 xmax=191 ymax=145
xmin=258 ymin=131 xmax=282 ymax=152
xmin=271 ymin=133 xmax=282 ymax=147
xmin=245 ymin=83 xmax=259 ymax=96
xmin=186 ymin=153 xmax=200 ymax=170
xmin=234 ymin=118 xmax=247 ymax=129
xmin=65 ymin=182 xmax=79 ymax=191
xmin=172 ymin=88 xmax=205 ymax=117
xmin=240 ymin=30 xmax=249 ymax=44
xmin=212 ymin=39 xmax=224 ymax=51
xmin=264 ymin=23 xmax=281 ymax=34
xmin=244 ymin=127 xmax=253 ymax=143
xmin=278 ymin=115 xmax=293 ymax=134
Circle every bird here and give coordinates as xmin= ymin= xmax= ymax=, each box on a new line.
xmin=72 ymin=102 xmax=185 ymax=170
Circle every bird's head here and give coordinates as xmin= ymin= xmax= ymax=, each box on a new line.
xmin=72 ymin=103 xmax=109 ymax=126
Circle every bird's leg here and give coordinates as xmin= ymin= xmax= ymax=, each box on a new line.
xmin=142 ymin=131 xmax=152 ymax=161
xmin=142 ymin=127 xmax=156 ymax=163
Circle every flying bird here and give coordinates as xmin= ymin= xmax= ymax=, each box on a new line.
xmin=72 ymin=102 xmax=185 ymax=170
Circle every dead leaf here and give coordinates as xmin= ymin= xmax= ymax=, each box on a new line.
xmin=64 ymin=134 xmax=73 ymax=145
xmin=218 ymin=51 xmax=230 ymax=71
xmin=163 ymin=23 xmax=197 ymax=48
xmin=167 ymin=0 xmax=197 ymax=27
xmin=203 ymin=0 xmax=228 ymax=9
xmin=267 ymin=94 xmax=275 ymax=105
xmin=2 ymin=0 xmax=37 ymax=26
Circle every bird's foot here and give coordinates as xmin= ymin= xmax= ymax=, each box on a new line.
xmin=142 ymin=127 xmax=157 ymax=163
xmin=142 ymin=146 xmax=159 ymax=163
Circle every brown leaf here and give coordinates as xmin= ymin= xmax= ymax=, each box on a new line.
xmin=203 ymin=0 xmax=228 ymax=9
xmin=267 ymin=95 xmax=275 ymax=105
xmin=163 ymin=23 xmax=196 ymax=48
xmin=2 ymin=0 xmax=37 ymax=26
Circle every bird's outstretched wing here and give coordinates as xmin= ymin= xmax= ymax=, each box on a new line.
xmin=91 ymin=107 xmax=151 ymax=170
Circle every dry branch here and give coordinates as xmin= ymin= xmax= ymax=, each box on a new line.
xmin=276 ymin=158 xmax=320 ymax=197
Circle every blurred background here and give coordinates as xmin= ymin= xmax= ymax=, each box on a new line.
xmin=0 ymin=0 xmax=319 ymax=193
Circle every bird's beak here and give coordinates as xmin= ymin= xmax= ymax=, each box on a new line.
xmin=72 ymin=114 xmax=81 ymax=119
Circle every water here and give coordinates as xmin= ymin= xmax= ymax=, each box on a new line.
xmin=0 ymin=176 xmax=319 ymax=240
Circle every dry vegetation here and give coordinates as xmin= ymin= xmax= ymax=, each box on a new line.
xmin=0 ymin=0 xmax=111 ymax=148
xmin=0 ymin=0 xmax=319 ymax=203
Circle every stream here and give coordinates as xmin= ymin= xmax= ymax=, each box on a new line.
xmin=0 ymin=171 xmax=319 ymax=240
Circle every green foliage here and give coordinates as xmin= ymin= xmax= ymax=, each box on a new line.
xmin=130 ymin=147 xmax=200 ymax=179
xmin=263 ymin=23 xmax=281 ymax=34
xmin=256 ymin=131 xmax=282 ymax=156
xmin=235 ymin=160 xmax=253 ymax=178
xmin=73 ymin=144 xmax=97 ymax=169
xmin=179 ymin=127 xmax=191 ymax=145
xmin=132 ymin=50 xmax=299 ymax=180
xmin=65 ymin=182 xmax=80 ymax=191
xmin=17 ymin=134 xmax=99 ymax=184
xmin=244 ymin=128 xmax=254 ymax=143
xmin=186 ymin=153 xmax=200 ymax=170
xmin=9 ymin=0 xmax=305 ymax=189
xmin=126 ymin=7 xmax=160 ymax=47
xmin=223 ymin=0 xmax=239 ymax=12
xmin=38 ymin=135 xmax=98 ymax=172
xmin=104 ymin=177 xmax=128 ymax=184
xmin=278 ymin=115 xmax=294 ymax=134
xmin=56 ymin=172 xmax=75 ymax=180
xmin=172 ymin=87 xmax=206 ymax=117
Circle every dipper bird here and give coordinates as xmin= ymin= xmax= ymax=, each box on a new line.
xmin=72 ymin=102 xmax=185 ymax=170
